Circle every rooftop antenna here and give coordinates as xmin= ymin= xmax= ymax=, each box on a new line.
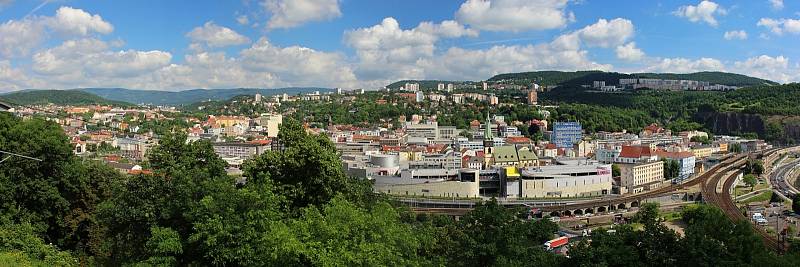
xmin=0 ymin=150 xmax=43 ymax=164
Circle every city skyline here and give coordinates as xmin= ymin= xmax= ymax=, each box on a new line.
xmin=1 ymin=0 xmax=800 ymax=92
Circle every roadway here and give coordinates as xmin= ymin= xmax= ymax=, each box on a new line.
xmin=769 ymin=157 xmax=800 ymax=199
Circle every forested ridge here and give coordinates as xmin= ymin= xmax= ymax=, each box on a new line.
xmin=0 ymin=90 xmax=130 ymax=106
xmin=2 ymin=112 xmax=800 ymax=266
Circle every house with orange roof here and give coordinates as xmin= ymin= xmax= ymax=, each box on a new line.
xmin=617 ymin=145 xmax=658 ymax=164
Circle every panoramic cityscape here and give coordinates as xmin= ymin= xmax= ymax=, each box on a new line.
xmin=3 ymin=0 xmax=800 ymax=266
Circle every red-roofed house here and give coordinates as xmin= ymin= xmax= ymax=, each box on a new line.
xmin=506 ymin=136 xmax=532 ymax=145
xmin=617 ymin=145 xmax=657 ymax=164
xmin=640 ymin=123 xmax=669 ymax=137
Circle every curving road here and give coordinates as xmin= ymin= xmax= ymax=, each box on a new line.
xmin=770 ymin=157 xmax=800 ymax=199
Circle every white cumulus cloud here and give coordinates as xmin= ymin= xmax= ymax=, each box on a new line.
xmin=239 ymin=37 xmax=357 ymax=87
xmin=30 ymin=38 xmax=172 ymax=87
xmin=769 ymin=0 xmax=784 ymax=10
xmin=732 ymin=55 xmax=797 ymax=83
xmin=236 ymin=15 xmax=249 ymax=26
xmin=673 ymin=1 xmax=725 ymax=27
xmin=0 ymin=6 xmax=113 ymax=59
xmin=419 ymin=44 xmax=611 ymax=82
xmin=455 ymin=0 xmax=573 ymax=32
xmin=45 ymin=6 xmax=113 ymax=36
xmin=644 ymin=57 xmax=725 ymax=73
xmin=577 ymin=18 xmax=634 ymax=48
xmin=758 ymin=18 xmax=800 ymax=35
xmin=0 ymin=19 xmax=46 ymax=58
xmin=186 ymin=22 xmax=250 ymax=48
xmin=723 ymin=30 xmax=748 ymax=40
xmin=615 ymin=42 xmax=644 ymax=61
xmin=345 ymin=17 xmax=478 ymax=81
xmin=262 ymin=0 xmax=342 ymax=29
xmin=546 ymin=18 xmax=635 ymax=50
xmin=0 ymin=0 xmax=13 ymax=10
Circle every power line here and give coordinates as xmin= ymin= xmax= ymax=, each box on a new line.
xmin=0 ymin=150 xmax=43 ymax=162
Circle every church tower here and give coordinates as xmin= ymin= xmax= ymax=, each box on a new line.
xmin=483 ymin=112 xmax=494 ymax=166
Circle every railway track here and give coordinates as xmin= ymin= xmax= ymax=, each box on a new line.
xmin=538 ymin=153 xmax=748 ymax=212
xmin=701 ymin=150 xmax=786 ymax=253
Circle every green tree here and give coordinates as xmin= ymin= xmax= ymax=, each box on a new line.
xmin=436 ymin=198 xmax=562 ymax=266
xmin=567 ymin=202 xmax=681 ymax=266
xmin=0 ymin=113 xmax=121 ymax=256
xmin=793 ymin=195 xmax=800 ymax=214
xmin=662 ymin=159 xmax=680 ymax=180
xmin=612 ymin=164 xmax=621 ymax=177
xmin=690 ymin=136 xmax=711 ymax=144
xmin=729 ymin=143 xmax=743 ymax=153
xmin=244 ymin=118 xmax=372 ymax=210
xmin=141 ymin=226 xmax=183 ymax=265
xmin=743 ymin=174 xmax=758 ymax=190
xmin=753 ymin=160 xmax=764 ymax=176
xmin=0 ymin=222 xmax=77 ymax=266
xmin=96 ymin=132 xmax=234 ymax=265
xmin=287 ymin=196 xmax=435 ymax=266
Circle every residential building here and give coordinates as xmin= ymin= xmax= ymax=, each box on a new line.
xmin=618 ymin=161 xmax=664 ymax=194
xmin=212 ymin=142 xmax=270 ymax=160
xmin=489 ymin=94 xmax=499 ymax=105
xmin=595 ymin=146 xmax=622 ymax=163
xmin=404 ymin=82 xmax=419 ymax=91
xmin=409 ymin=150 xmax=462 ymax=170
xmin=616 ymin=145 xmax=657 ymax=164
xmin=690 ymin=146 xmax=714 ymax=159
xmin=437 ymin=126 xmax=459 ymax=141
xmin=655 ymin=150 xmax=696 ymax=180
xmin=406 ymin=122 xmax=439 ymax=140
xmin=113 ymin=137 xmax=150 ymax=160
xmin=492 ymin=145 xmax=538 ymax=168
xmin=527 ymin=90 xmax=538 ymax=105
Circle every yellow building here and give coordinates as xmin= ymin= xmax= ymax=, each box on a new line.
xmin=691 ymin=146 xmax=714 ymax=159
xmin=214 ymin=115 xmax=249 ymax=128
xmin=717 ymin=143 xmax=728 ymax=153
xmin=618 ymin=161 xmax=664 ymax=194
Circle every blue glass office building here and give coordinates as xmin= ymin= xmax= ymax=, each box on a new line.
xmin=551 ymin=122 xmax=582 ymax=148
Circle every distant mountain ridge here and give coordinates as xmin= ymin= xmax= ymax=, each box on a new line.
xmin=387 ymin=71 xmax=777 ymax=88
xmin=0 ymin=90 xmax=131 ymax=107
xmin=78 ymin=87 xmax=333 ymax=105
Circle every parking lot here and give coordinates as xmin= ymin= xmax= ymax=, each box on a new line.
xmin=745 ymin=203 xmax=800 ymax=239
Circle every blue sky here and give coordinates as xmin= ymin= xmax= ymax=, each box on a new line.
xmin=0 ymin=0 xmax=799 ymax=91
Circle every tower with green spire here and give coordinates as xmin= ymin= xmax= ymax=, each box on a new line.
xmin=483 ymin=111 xmax=494 ymax=156
xmin=484 ymin=111 xmax=493 ymax=140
